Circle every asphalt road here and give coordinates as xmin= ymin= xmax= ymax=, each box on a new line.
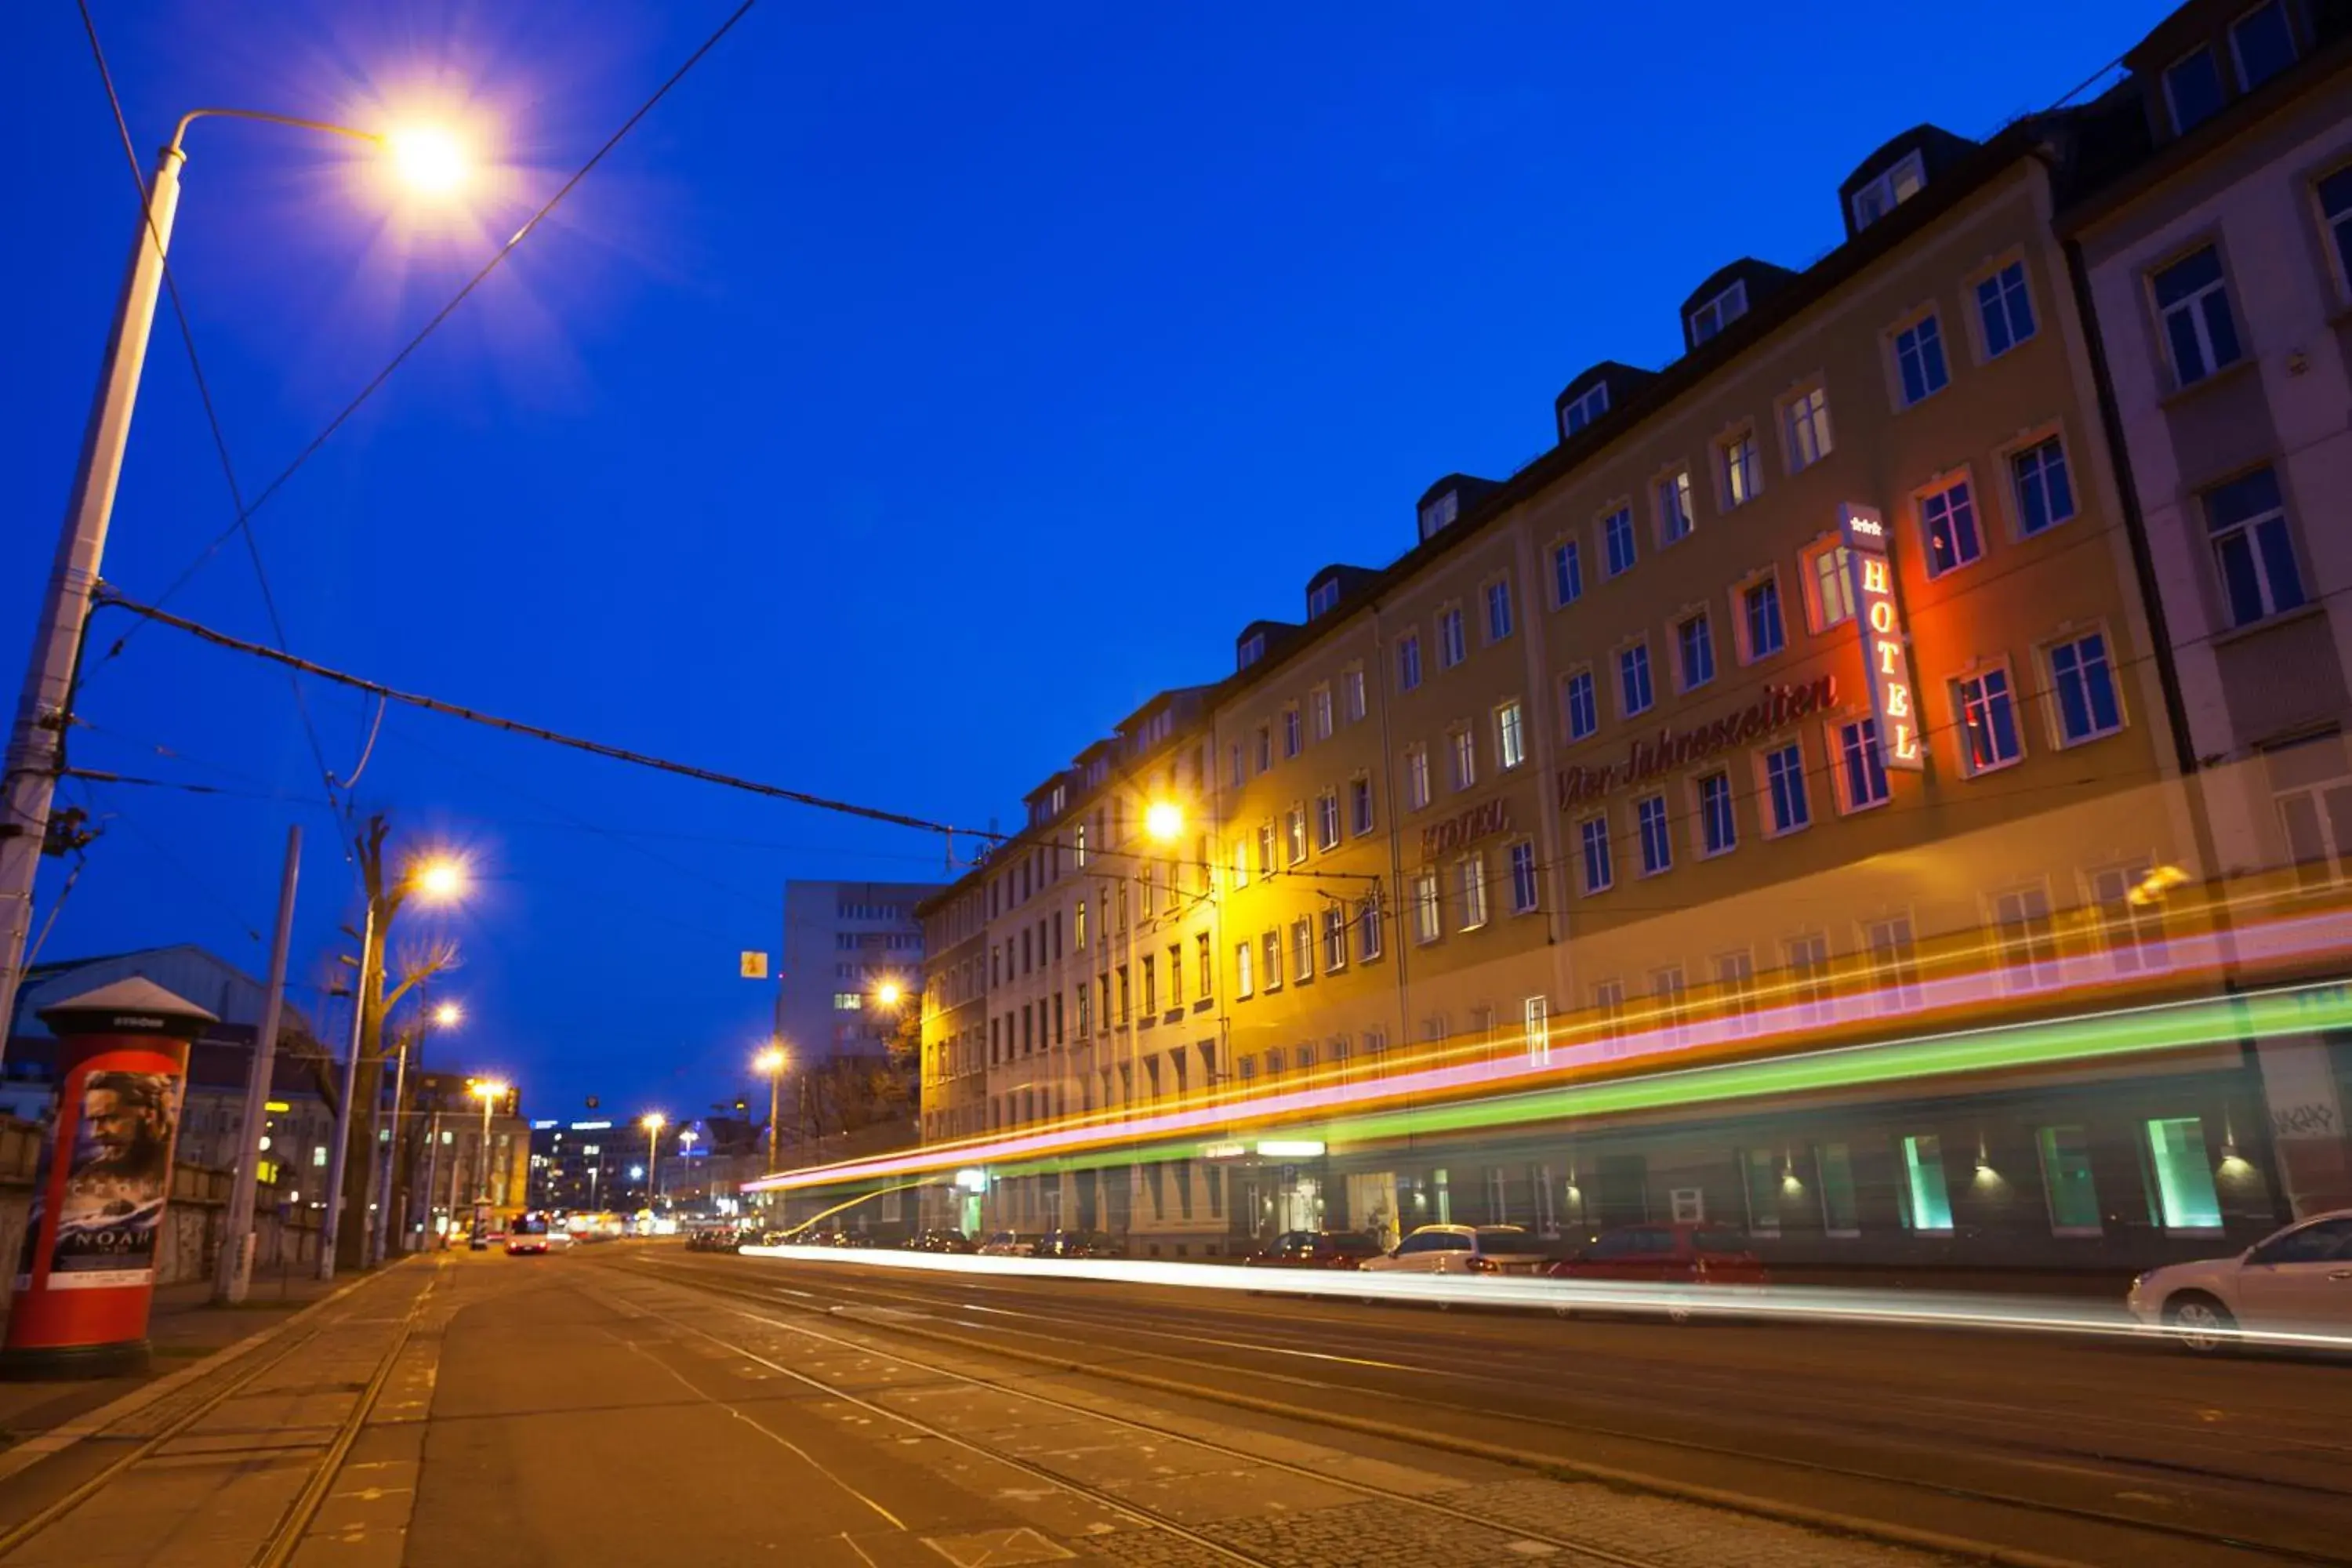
xmin=596 ymin=1244 xmax=2352 ymax=1567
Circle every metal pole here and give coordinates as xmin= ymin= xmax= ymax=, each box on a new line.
xmin=368 ymin=1031 xmax=410 ymax=1264
xmin=478 ymin=1093 xmax=495 ymax=1203
xmin=0 ymin=141 xmax=186 ymax=1065
xmin=647 ymin=1123 xmax=659 ymax=1211
xmin=419 ymin=1109 xmax=441 ymax=1248
xmin=216 ymin=823 xmax=299 ymax=1304
xmin=768 ymin=1069 xmax=782 ymax=1176
xmin=318 ymin=902 xmax=373 ymax=1280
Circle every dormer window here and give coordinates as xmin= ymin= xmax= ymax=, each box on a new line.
xmin=2165 ymin=46 xmax=2227 ymax=133
xmin=1851 ymin=150 xmax=1926 ymax=231
xmin=1238 ymin=632 xmax=1266 ymax=670
xmin=1689 ymin=280 xmax=1748 ymax=345
xmin=1308 ymin=579 xmax=1341 ymax=619
xmin=2230 ymin=1 xmax=2296 ymax=91
xmin=1559 ymin=381 xmax=1610 ymax=440
xmin=1418 ymin=490 xmax=1459 ymax=540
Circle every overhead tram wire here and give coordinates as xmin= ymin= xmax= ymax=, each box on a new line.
xmin=103 ymin=0 xmax=771 ymax=669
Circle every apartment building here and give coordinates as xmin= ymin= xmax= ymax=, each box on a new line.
xmin=2066 ymin=0 xmax=2352 ymax=1213
xmin=775 ymin=880 xmax=938 ymax=1062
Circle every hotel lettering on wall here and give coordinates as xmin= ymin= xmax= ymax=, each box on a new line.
xmin=1555 ymin=674 xmax=1836 ymax=807
xmin=1421 ymin=797 xmax=1512 ymax=860
xmin=1840 ymin=503 xmax=1924 ymax=771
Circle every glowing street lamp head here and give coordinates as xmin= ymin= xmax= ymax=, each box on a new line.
xmin=432 ymin=1001 xmax=463 ymax=1029
xmin=641 ymin=1112 xmax=666 ymax=1134
xmin=1145 ymin=801 xmax=1183 ymax=844
xmin=470 ymin=1080 xmax=508 ymax=1103
xmin=874 ymin=980 xmax=904 ymax=1009
xmin=410 ymin=856 xmax=467 ymax=903
xmin=755 ymin=1047 xmax=788 ymax=1075
xmin=386 ymin=124 xmax=467 ymax=194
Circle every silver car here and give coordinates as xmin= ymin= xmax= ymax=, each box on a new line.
xmin=2125 ymin=1209 xmax=2352 ymax=1352
xmin=1359 ymin=1223 xmax=1552 ymax=1279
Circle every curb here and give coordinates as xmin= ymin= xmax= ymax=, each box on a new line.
xmin=720 ymin=1281 xmax=2099 ymax=1568
xmin=0 ymin=1258 xmax=412 ymax=1487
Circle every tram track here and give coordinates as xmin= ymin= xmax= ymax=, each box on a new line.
xmin=614 ymin=1249 xmax=2343 ymax=1566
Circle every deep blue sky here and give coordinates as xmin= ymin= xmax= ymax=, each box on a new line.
xmin=2 ymin=2 xmax=2171 ymax=1122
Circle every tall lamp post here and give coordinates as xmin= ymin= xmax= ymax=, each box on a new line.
xmin=379 ymin=998 xmax=460 ymax=1261
xmin=0 ymin=112 xmax=469 ymax=1069
xmin=756 ymin=1045 xmax=789 ymax=1175
xmin=641 ymin=1112 xmax=665 ymax=1212
xmin=677 ymin=1127 xmax=699 ymax=1209
xmin=470 ymin=1079 xmax=509 ymax=1217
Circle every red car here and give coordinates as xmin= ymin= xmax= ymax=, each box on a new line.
xmin=1243 ymin=1230 xmax=1386 ymax=1269
xmin=1544 ymin=1222 xmax=1769 ymax=1320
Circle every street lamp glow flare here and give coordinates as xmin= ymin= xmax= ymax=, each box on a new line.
xmin=755 ymin=1047 xmax=787 ymax=1074
xmin=470 ymin=1080 xmax=507 ymax=1102
xmin=1145 ymin=802 xmax=1183 ymax=843
xmin=875 ymin=981 xmax=904 ymax=1009
xmin=433 ymin=1002 xmax=463 ymax=1028
xmin=387 ymin=125 xmax=467 ymax=194
xmin=412 ymin=858 xmax=466 ymax=902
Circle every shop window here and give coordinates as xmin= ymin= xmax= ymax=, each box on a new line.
xmin=1815 ymin=1143 xmax=1859 ymax=1236
xmin=1742 ymin=1149 xmax=1781 ymax=1236
xmin=2038 ymin=1125 xmax=2102 ymax=1235
xmin=2145 ymin=1117 xmax=2223 ymax=1230
xmin=1900 ymin=1134 xmax=1955 ymax=1232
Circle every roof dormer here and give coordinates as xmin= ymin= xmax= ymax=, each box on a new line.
xmin=1416 ymin=474 xmax=1498 ymax=543
xmin=1679 ymin=260 xmax=1797 ymax=354
xmin=1234 ymin=619 xmax=1296 ymax=672
xmin=1838 ymin=125 xmax=1980 ymax=238
xmin=1305 ymin=564 xmax=1377 ymax=621
xmin=1552 ymin=361 xmax=1655 ymax=445
xmin=2125 ymin=0 xmax=2312 ymax=144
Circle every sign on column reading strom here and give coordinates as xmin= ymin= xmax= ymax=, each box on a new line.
xmin=1840 ymin=504 xmax=1923 ymax=771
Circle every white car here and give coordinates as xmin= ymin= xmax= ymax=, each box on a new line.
xmin=2126 ymin=1209 xmax=2352 ymax=1352
xmin=1359 ymin=1224 xmax=1552 ymax=1278
xmin=978 ymin=1231 xmax=1043 ymax=1257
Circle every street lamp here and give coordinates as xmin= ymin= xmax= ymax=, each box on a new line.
xmin=755 ymin=1045 xmax=789 ymax=1175
xmin=677 ymin=1127 xmax=699 ymax=1208
xmin=369 ymin=988 xmax=463 ymax=1265
xmin=1145 ymin=801 xmax=1184 ymax=844
xmin=641 ymin=1112 xmax=666 ymax=1209
xmin=470 ymin=1080 xmax=508 ymax=1207
xmin=0 ymin=109 xmax=471 ymax=1069
xmin=873 ymin=980 xmax=904 ymax=1010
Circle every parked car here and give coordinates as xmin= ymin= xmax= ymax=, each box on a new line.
xmin=1544 ymin=1222 xmax=1770 ymax=1321
xmin=2128 ymin=1209 xmax=2352 ymax=1352
xmin=1036 ymin=1229 xmax=1126 ymax=1259
xmin=978 ymin=1231 xmax=1045 ymax=1257
xmin=1359 ymin=1225 xmax=1553 ymax=1302
xmin=907 ymin=1229 xmax=977 ymax=1254
xmin=1243 ymin=1231 xmax=1386 ymax=1270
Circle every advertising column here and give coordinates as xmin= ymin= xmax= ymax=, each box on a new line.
xmin=3 ymin=977 xmax=216 ymax=1379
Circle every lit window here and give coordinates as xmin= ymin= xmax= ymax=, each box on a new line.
xmin=1676 ymin=612 xmax=1715 ymax=690
xmin=1810 ymin=543 xmax=1854 ymax=630
xmin=1900 ymin=1134 xmax=1954 ymax=1231
xmin=1457 ymin=855 xmax=1490 ymax=931
xmin=1404 ymin=745 xmax=1432 ymax=811
xmin=833 ymin=992 xmax=863 ymax=1011
xmin=1358 ymin=900 xmax=1385 ymax=961
xmin=2153 ymin=246 xmax=2242 ymax=387
xmin=1562 ymin=670 xmax=1599 ymax=742
xmin=1323 ymin=906 xmax=1349 ymax=972
xmin=1235 ymin=940 xmax=1254 ymax=998
xmin=2165 ymin=46 xmax=2227 ymax=132
xmin=2146 ymin=1118 xmax=2223 ymax=1229
xmin=2092 ymin=863 xmax=2171 ymax=975
xmin=1690 ymin=278 xmax=1748 ymax=343
xmin=1485 ymin=579 xmax=1515 ymax=643
xmin=1993 ymin=885 xmax=2060 ymax=993
xmin=1742 ymin=577 xmax=1784 ymax=661
xmin=1285 ymin=807 xmax=1307 ymax=865
xmin=1577 ymin=815 xmax=1614 ymax=895
xmin=2230 ymin=0 xmax=2297 ymax=89
xmin=1602 ymin=506 xmax=1637 ymax=577
xmin=1893 ymin=312 xmax=1950 ymax=405
xmin=1315 ymin=789 xmax=1341 ymax=852
xmin=1412 ymin=871 xmax=1443 ymax=944
xmin=1437 ymin=608 xmax=1467 ymax=669
xmin=1508 ymin=841 xmax=1539 ymax=914
xmin=1349 ymin=775 xmax=1376 ymax=836
xmin=1838 ymin=719 xmax=1891 ymax=810
xmin=1282 ymin=706 xmax=1302 ymax=758
xmin=1921 ymin=475 xmax=1981 ymax=577
xmin=1255 ymin=724 xmax=1272 ymax=772
xmin=1658 ymin=469 xmax=1695 ymax=542
xmin=1618 ymin=642 xmax=1654 ymax=717
xmin=1257 ymin=822 xmax=1275 ymax=875
xmin=1635 ymin=794 xmax=1672 ymax=876
xmin=1560 ymin=379 xmax=1610 ymax=437
xmin=1763 ymin=742 xmax=1809 ymax=833
xmin=1261 ymin=931 xmax=1283 ymax=991
xmin=2205 ymin=465 xmax=2304 ymax=626
xmin=1720 ymin=434 xmax=1759 ymax=509
xmin=1785 ymin=386 xmax=1832 ymax=471
xmin=1309 ymin=684 xmax=1334 ymax=741
xmin=1867 ymin=914 xmax=1923 ymax=1012
xmin=1397 ymin=632 xmax=1422 ymax=692
xmin=2012 ymin=437 xmax=2076 ymax=536
xmin=1449 ymin=727 xmax=1477 ymax=793
xmin=1851 ymin=149 xmax=1926 ymax=230
xmin=2049 ymin=632 xmax=2123 ymax=744
xmin=1341 ymin=666 xmax=1367 ymax=722
xmin=1697 ymin=771 xmax=1737 ymax=857
xmin=1496 ymin=701 xmax=1526 ymax=771
xmin=1292 ymin=918 xmax=1315 ymax=985
xmin=1956 ymin=665 xmax=2024 ymax=774
xmin=1975 ymin=260 xmax=2036 ymax=358
xmin=1552 ymin=539 xmax=1584 ymax=607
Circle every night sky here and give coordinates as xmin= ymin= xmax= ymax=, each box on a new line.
xmin=2 ymin=2 xmax=2170 ymax=1122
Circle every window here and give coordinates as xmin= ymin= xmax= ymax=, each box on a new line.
xmin=1437 ymin=607 xmax=1467 ymax=669
xmin=1508 ymin=840 xmax=1539 ymax=913
xmin=1956 ymin=664 xmax=2023 ymax=774
xmin=1851 ymin=148 xmax=1925 ymax=230
xmin=2049 ymin=632 xmax=2122 ymax=744
xmin=1238 ymin=632 xmax=1266 ymax=670
xmin=2165 ymin=46 xmax=2226 ymax=132
xmin=2320 ymin=164 xmax=2352 ymax=294
xmin=1235 ymin=939 xmax=1254 ymax=998
xmin=1720 ymin=434 xmax=1759 ymax=509
xmin=1762 ymin=742 xmax=1810 ymax=833
xmin=2092 ymin=863 xmax=2171 ymax=975
xmin=1618 ymin=642 xmax=1654 ymax=717
xmin=2206 ymin=466 xmax=2304 ymax=626
xmin=2153 ymin=246 xmax=2242 ymax=387
xmin=1227 ymin=743 xmax=1243 ymax=789
xmin=1404 ymin=745 xmax=1431 ymax=811
xmin=2028 ymin=1126 xmax=2100 ymax=1235
xmin=1309 ymin=684 xmax=1334 ymax=742
xmin=1315 ymin=789 xmax=1340 ymax=852
xmin=1561 ymin=379 xmax=1610 ymax=437
xmin=1562 ymin=670 xmax=1599 ymax=742
xmin=1814 ymin=1142 xmax=1859 ymax=1234
xmin=1197 ymin=931 xmax=1213 ymax=998
xmin=2231 ymin=0 xmax=2297 ymax=89
xmin=1485 ymin=579 xmax=1515 ymax=643
xmin=1809 ymin=543 xmax=1854 ymax=630
xmin=1577 ymin=815 xmax=1614 ymax=895
xmin=1257 ymin=822 xmax=1276 ymax=876
xmin=1657 ymin=470 xmax=1696 ymax=545
xmin=1551 ymin=540 xmax=1584 ymax=607
xmin=1993 ymin=885 xmax=2060 ymax=992
xmin=2270 ymin=735 xmax=2352 ymax=886
xmin=1786 ymin=932 xmax=1831 ymax=1025
xmin=1602 ymin=506 xmax=1637 ymax=577
xmin=2146 ymin=1118 xmax=2223 ymax=1230
xmin=1419 ymin=490 xmax=1459 ymax=539
xmin=1741 ymin=576 xmax=1784 ymax=662
xmin=1358 ymin=898 xmax=1385 ymax=961
xmin=1837 ymin=719 xmax=1891 ymax=810
xmin=1349 ymin=775 xmax=1375 ymax=837
xmin=1308 ymin=578 xmax=1341 ymax=619
xmin=1397 ymin=632 xmax=1422 ymax=692
xmin=2006 ymin=437 xmax=2077 ymax=539
xmin=1285 ymin=806 xmax=1307 ymax=865
xmin=1866 ymin=914 xmax=1922 ymax=1011
xmin=1449 ymin=727 xmax=1477 ymax=792
xmin=1412 ymin=871 xmax=1443 ymax=944
xmin=1255 ymin=724 xmax=1273 ymax=772
xmin=1341 ymin=665 xmax=1367 ymax=723
xmin=1292 ymin=917 xmax=1315 ymax=984
xmin=1975 ymin=260 xmax=2036 ymax=358
xmin=1785 ymin=385 xmax=1832 ymax=471
xmin=1496 ymin=700 xmax=1526 ymax=771
xmin=1261 ymin=931 xmax=1283 ymax=992
xmin=1676 ymin=612 xmax=1715 ymax=690
xmin=1690 ymin=278 xmax=1748 ymax=343
xmin=1635 ymin=794 xmax=1672 ymax=876
xmin=1697 ymin=771 xmax=1736 ymax=856
xmin=1323 ymin=906 xmax=1349 ymax=972
xmin=833 ymin=992 xmax=863 ymax=1011
xmin=1920 ymin=475 xmax=1981 ymax=577
xmin=1282 ymin=706 xmax=1302 ymax=758
xmin=1457 ymin=855 xmax=1490 ymax=930
xmin=1900 ymin=1134 xmax=1955 ymax=1232
xmin=1893 ymin=311 xmax=1949 ymax=405
xmin=1232 ymin=838 xmax=1250 ymax=889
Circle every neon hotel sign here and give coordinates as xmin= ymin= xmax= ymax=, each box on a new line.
xmin=1840 ymin=503 xmax=1923 ymax=771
